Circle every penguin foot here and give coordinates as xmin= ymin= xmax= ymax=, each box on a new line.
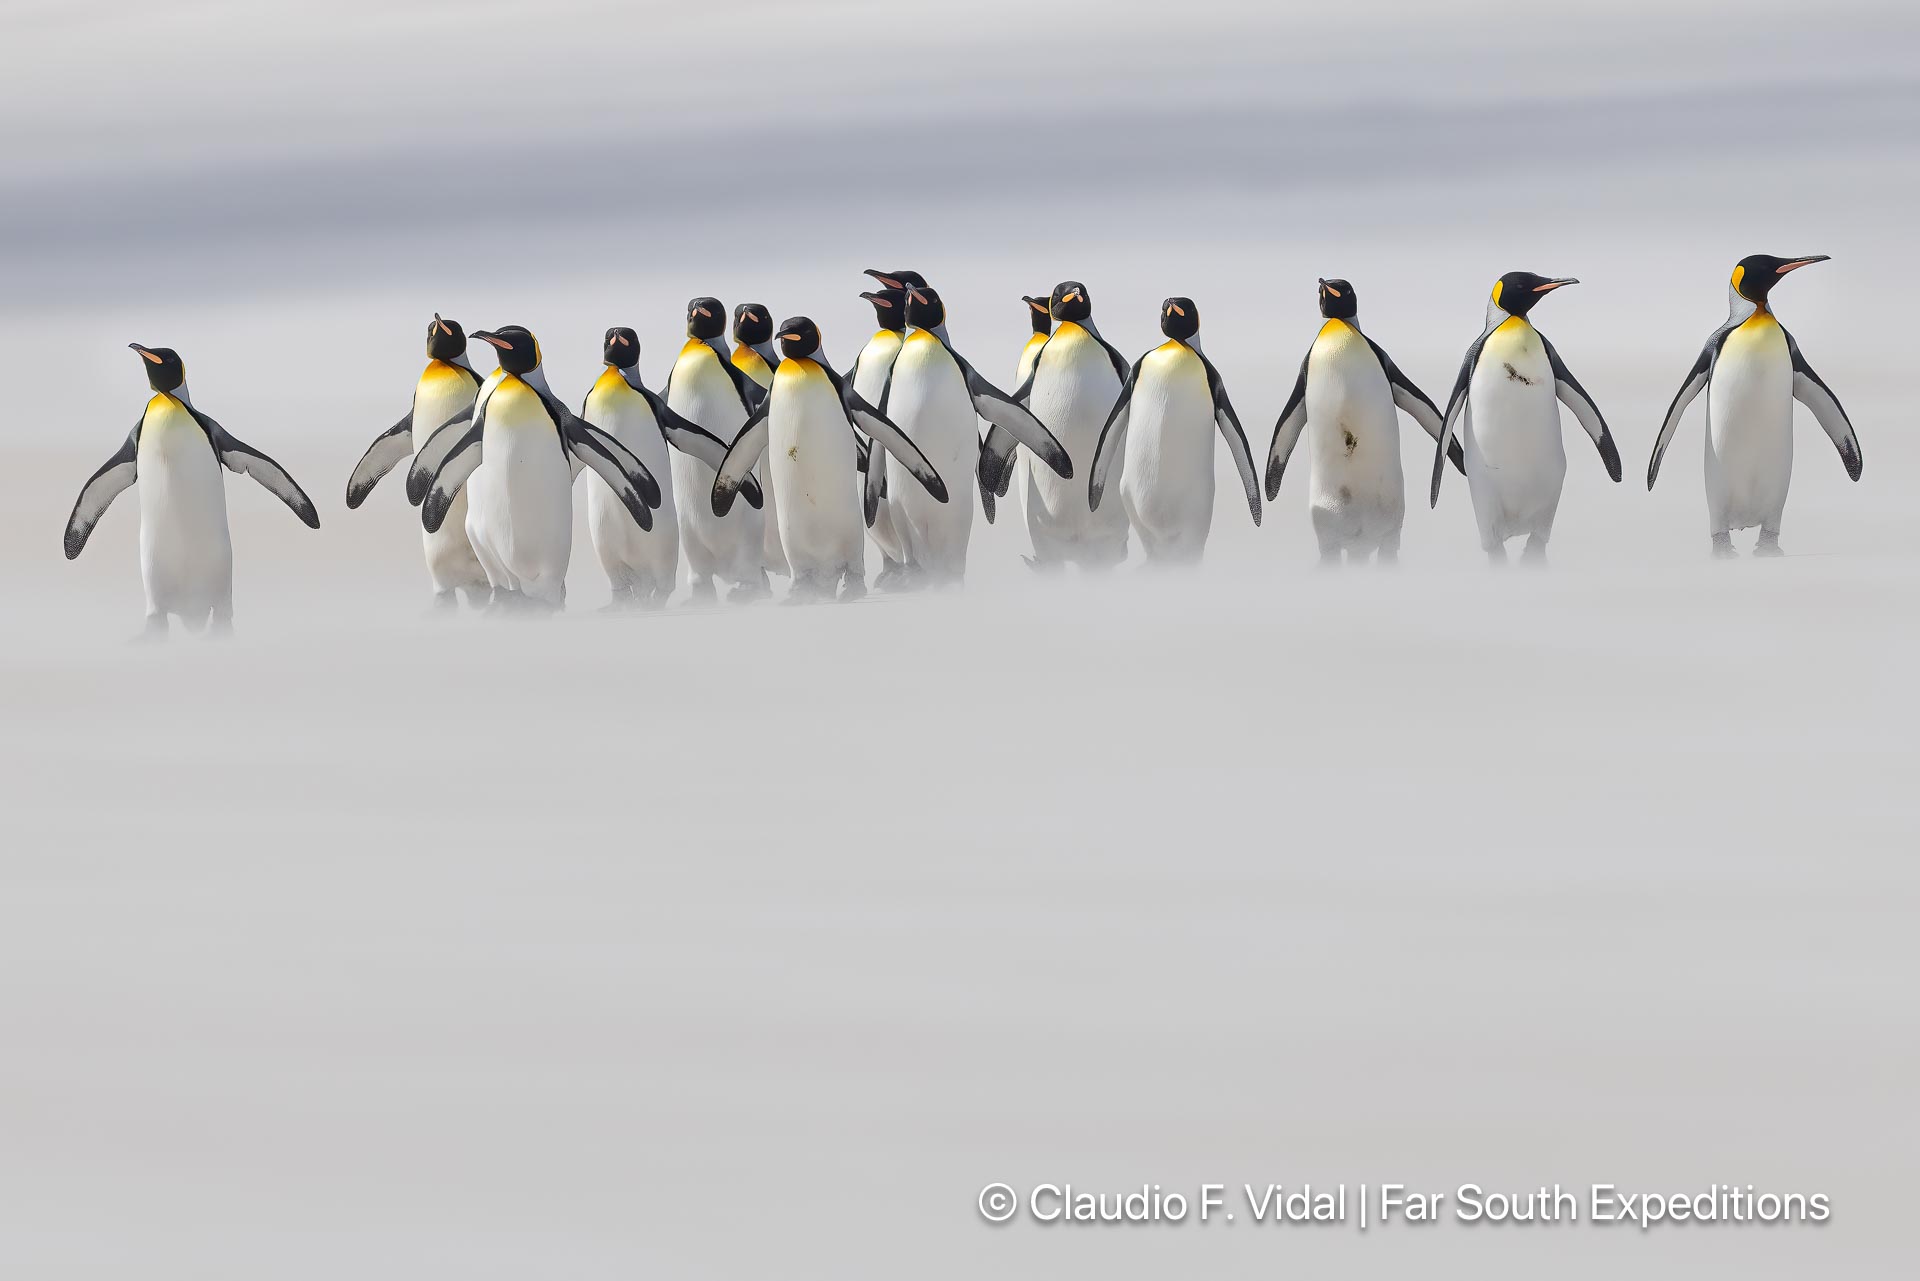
xmin=1520 ymin=537 xmax=1549 ymax=568
xmin=1754 ymin=532 xmax=1785 ymax=558
xmin=487 ymin=587 xmax=525 ymax=616
xmin=1711 ymin=533 xmax=1738 ymax=560
xmin=135 ymin=614 xmax=169 ymax=644
xmin=872 ymin=559 xmax=908 ymax=591
xmin=725 ymin=579 xmax=772 ymax=604
xmin=686 ymin=577 xmax=718 ymax=605
xmin=432 ymin=589 xmax=460 ymax=613
xmin=1484 ymin=548 xmax=1508 ymax=568
xmin=838 ymin=574 xmax=868 ymax=603
xmin=459 ymin=586 xmax=490 ymax=610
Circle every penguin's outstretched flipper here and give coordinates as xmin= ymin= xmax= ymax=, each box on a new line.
xmin=63 ymin=423 xmax=140 ymax=559
xmin=863 ymin=428 xmax=890 ymax=528
xmin=345 ymin=411 xmax=414 ymax=508
xmin=1432 ymin=326 xmax=1494 ymax=507
xmin=625 ymin=376 xmax=762 ymax=509
xmin=1266 ymin=352 xmax=1311 ymax=501
xmin=537 ymin=391 xmax=661 ymax=512
xmin=819 ymin=361 xmax=948 ymax=508
xmin=1367 ymin=336 xmax=1463 ymax=477
xmin=406 ymin=386 xmax=486 ymax=505
xmin=195 ymin=411 xmax=321 ymax=527
xmin=945 ymin=346 xmax=1071 ymax=480
xmin=419 ymin=423 xmax=484 ymax=534
xmin=711 ymin=396 xmax=773 ymax=518
xmin=1784 ymin=328 xmax=1863 ymax=481
xmin=1197 ymin=350 xmax=1261 ymax=526
xmin=1646 ymin=328 xmax=1730 ymax=489
xmin=1088 ymin=355 xmax=1145 ymax=513
xmin=1541 ymin=335 xmax=1621 ymax=482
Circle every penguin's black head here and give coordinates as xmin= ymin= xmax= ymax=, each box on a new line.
xmin=860 ymin=288 xmax=907 ymax=332
xmin=472 ymin=325 xmax=540 ymax=375
xmin=1492 ymin=272 xmax=1577 ymax=318
xmin=1160 ymin=297 xmax=1200 ymax=341
xmin=1317 ymin=278 xmax=1358 ymax=320
xmin=425 ymin=313 xmax=467 ymax=361
xmin=686 ymin=297 xmax=726 ymax=340
xmin=905 ymin=285 xmax=946 ymax=331
xmin=776 ymin=317 xmax=822 ymax=361
xmin=603 ymin=326 xmax=640 ymax=369
xmin=1732 ymin=254 xmax=1829 ymax=305
xmin=128 ymin=343 xmax=185 ymax=393
xmin=864 ymin=267 xmax=928 ymax=291
xmin=1051 ymin=281 xmax=1092 ymax=324
xmin=1023 ymin=294 xmax=1052 ymax=336
xmin=733 ymin=303 xmax=773 ymax=347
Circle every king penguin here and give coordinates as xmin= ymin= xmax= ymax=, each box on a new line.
xmin=1431 ymin=272 xmax=1622 ymax=565
xmin=870 ymin=284 xmax=1069 ymax=585
xmin=1087 ymin=297 xmax=1259 ymax=564
xmin=407 ymin=325 xmax=661 ymax=612
xmin=981 ymin=281 xmax=1131 ymax=570
xmin=344 ymin=313 xmax=490 ymax=608
xmin=583 ymin=327 xmax=761 ymax=607
xmin=1266 ymin=279 xmax=1463 ymax=565
xmin=64 ymin=343 xmax=320 ymax=636
xmin=731 ymin=302 xmax=790 ymax=579
xmin=711 ymin=317 xmax=949 ymax=602
xmin=1646 ymin=254 xmax=1861 ymax=557
xmin=1016 ymin=293 xmax=1052 ymax=387
xmin=665 ymin=297 xmax=771 ymax=603
xmin=857 ymin=271 xmax=920 ymax=586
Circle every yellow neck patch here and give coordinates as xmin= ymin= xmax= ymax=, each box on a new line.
xmin=1730 ymin=264 xmax=1746 ymax=299
xmin=1491 ymin=280 xmax=1504 ymax=308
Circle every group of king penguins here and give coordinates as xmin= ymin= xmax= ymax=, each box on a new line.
xmin=63 ymin=255 xmax=1862 ymax=632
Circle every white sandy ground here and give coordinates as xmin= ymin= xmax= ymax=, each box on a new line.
xmin=5 ymin=1 xmax=1920 ymax=1276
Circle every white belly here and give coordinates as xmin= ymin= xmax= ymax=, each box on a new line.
xmin=1705 ymin=315 xmax=1794 ymax=531
xmin=136 ymin=396 xmax=232 ymax=616
xmin=1464 ymin=319 xmax=1565 ymax=540
xmin=1302 ymin=322 xmax=1404 ymax=533
xmin=769 ymin=362 xmax=863 ymax=579
xmin=464 ymin=377 xmax=573 ymax=599
xmin=885 ymin=332 xmax=976 ymax=575
xmin=1119 ymin=342 xmax=1217 ymax=544
xmin=667 ymin=343 xmax=763 ymax=582
xmin=411 ymin=362 xmax=486 ymax=592
xmin=853 ymin=331 xmax=907 ymax=564
xmin=584 ymin=373 xmax=678 ymax=588
xmin=1024 ymin=322 xmax=1127 ymax=546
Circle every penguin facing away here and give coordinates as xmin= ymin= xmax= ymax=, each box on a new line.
xmin=1646 ymin=254 xmax=1860 ymax=557
xmin=64 ymin=343 xmax=320 ymax=636
xmin=983 ymin=280 xmax=1132 ymax=570
xmin=344 ymin=313 xmax=490 ymax=608
xmin=711 ymin=316 xmax=948 ymax=602
xmin=665 ymin=297 xmax=771 ymax=603
xmin=1266 ymin=278 xmax=1462 ymax=565
xmin=408 ymin=324 xmax=660 ymax=611
xmin=583 ymin=326 xmax=762 ymax=608
xmin=858 ymin=270 xmax=921 ymax=585
xmin=1430 ymin=272 xmax=1622 ymax=565
xmin=1087 ymin=296 xmax=1260 ymax=564
xmin=732 ymin=302 xmax=790 ymax=579
xmin=870 ymin=284 xmax=1070 ymax=585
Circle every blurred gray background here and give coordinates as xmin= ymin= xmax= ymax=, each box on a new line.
xmin=3 ymin=1 xmax=1917 ymax=1277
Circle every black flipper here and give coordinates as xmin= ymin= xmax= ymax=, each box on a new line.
xmin=944 ymin=342 xmax=1072 ymax=479
xmin=1087 ymin=354 xmax=1147 ymax=513
xmin=420 ymin=423 xmax=484 ymax=534
xmin=1540 ymin=333 xmax=1622 ymax=483
xmin=711 ymin=393 xmax=773 ymax=518
xmin=406 ymin=389 xmax=485 ymax=505
xmin=1265 ymin=351 xmax=1311 ymax=501
xmin=345 ymin=411 xmax=414 ymax=508
xmin=817 ymin=360 xmax=948 ymax=506
xmin=194 ymin=409 xmax=321 ymax=527
xmin=538 ymin=389 xmax=660 ymax=519
xmin=1366 ymin=336 xmax=1463 ymax=476
xmin=63 ymin=422 xmax=140 ymax=559
xmin=1196 ymin=349 xmax=1261 ymax=525
xmin=623 ymin=375 xmax=762 ymax=508
xmin=1784 ymin=325 xmax=1863 ymax=481
xmin=1431 ymin=326 xmax=1494 ymax=507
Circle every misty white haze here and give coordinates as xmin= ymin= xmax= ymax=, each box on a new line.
xmin=2 ymin=1 xmax=1917 ymax=1277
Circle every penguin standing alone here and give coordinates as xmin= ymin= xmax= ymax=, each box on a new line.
xmin=873 ymin=285 xmax=1069 ymax=585
xmin=981 ymin=281 xmax=1132 ymax=570
xmin=1266 ymin=279 xmax=1463 ymax=565
xmin=666 ymin=297 xmax=771 ymax=603
xmin=711 ymin=317 xmax=949 ymax=602
xmin=732 ymin=302 xmax=790 ymax=579
xmin=1430 ymin=272 xmax=1622 ymax=565
xmin=1087 ymin=296 xmax=1260 ymax=564
xmin=64 ymin=344 xmax=320 ymax=635
xmin=344 ymin=313 xmax=490 ymax=607
xmin=1646 ymin=254 xmax=1861 ymax=556
xmin=583 ymin=327 xmax=760 ymax=607
xmin=407 ymin=325 xmax=660 ymax=611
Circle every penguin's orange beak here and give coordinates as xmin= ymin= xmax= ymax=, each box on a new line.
xmin=1535 ymin=278 xmax=1579 ymax=292
xmin=1778 ymin=255 xmax=1830 ymax=274
xmin=472 ymin=331 xmax=510 ymax=350
xmin=128 ymin=343 xmax=163 ymax=364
